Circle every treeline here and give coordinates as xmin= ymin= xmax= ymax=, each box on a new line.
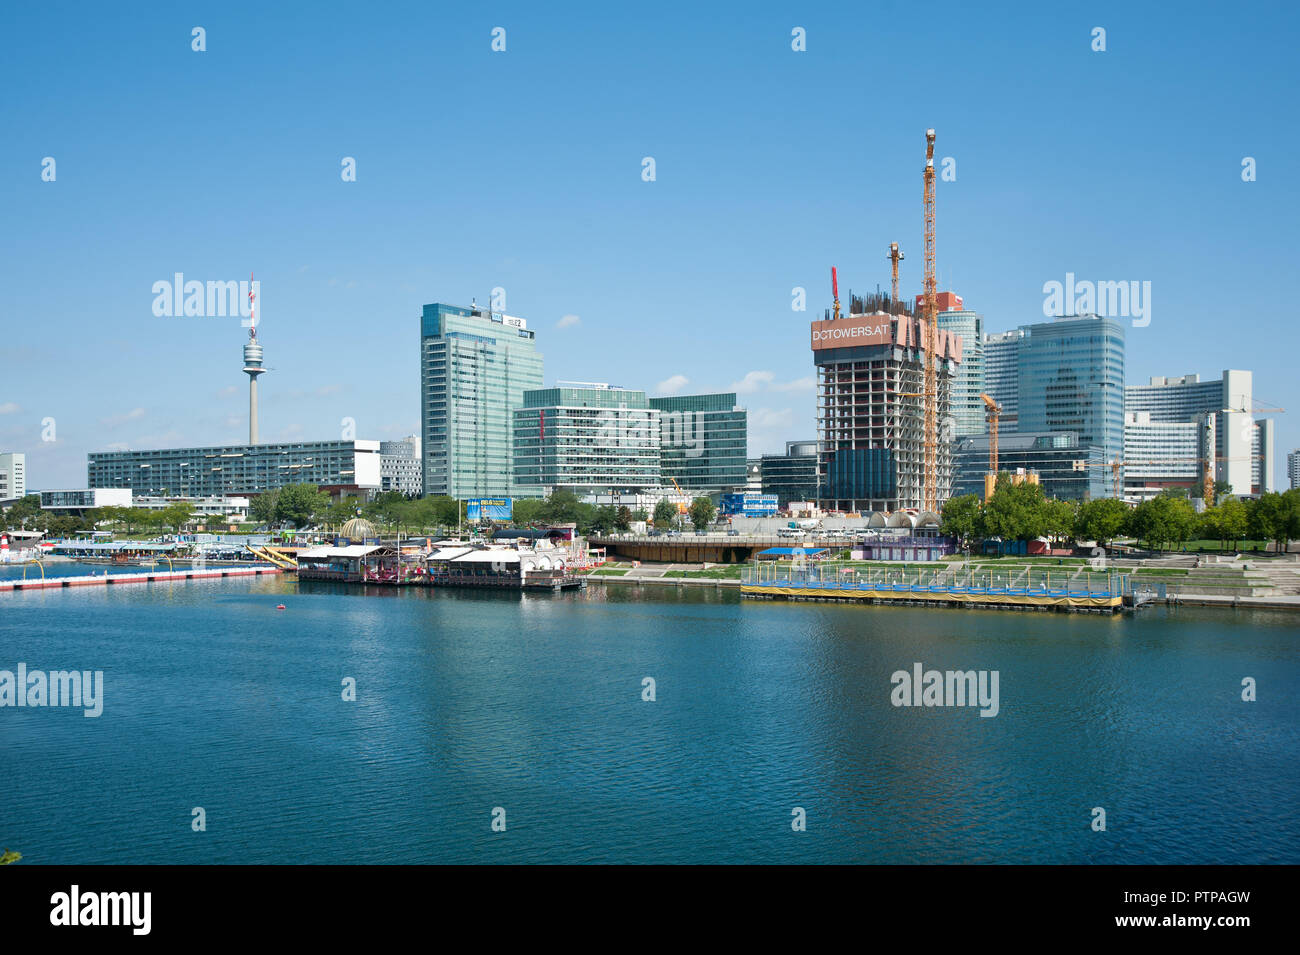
xmin=940 ymin=479 xmax=1300 ymax=552
xmin=0 ymin=496 xmax=197 ymax=537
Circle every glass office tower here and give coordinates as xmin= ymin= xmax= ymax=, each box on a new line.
xmin=648 ymin=392 xmax=747 ymax=494
xmin=1016 ymin=315 xmax=1125 ymax=493
xmin=420 ymin=303 xmax=543 ymax=499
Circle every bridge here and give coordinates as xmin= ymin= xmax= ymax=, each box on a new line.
xmin=589 ymin=533 xmax=846 ymax=564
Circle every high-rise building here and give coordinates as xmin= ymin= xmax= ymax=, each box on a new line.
xmin=379 ymin=436 xmax=423 ymax=496
xmin=1124 ymin=370 xmax=1268 ymax=495
xmin=0 ymin=452 xmax=26 ymax=503
xmin=88 ymin=441 xmax=381 ymax=497
xmin=813 ymin=300 xmax=963 ymax=512
xmin=982 ymin=329 xmax=1024 ymax=432
xmin=1017 ymin=315 xmax=1125 ymax=493
xmin=1288 ymin=449 xmax=1300 ymax=490
xmin=420 ymin=302 xmax=543 ymax=499
xmin=513 ymin=384 xmax=661 ymax=495
xmin=933 ymin=296 xmax=985 ymax=437
xmin=1122 ymin=411 xmax=1201 ymax=500
xmin=760 ymin=440 xmax=820 ymax=505
xmin=648 ymin=393 xmax=747 ymax=493
xmin=1255 ymin=419 xmax=1276 ymax=494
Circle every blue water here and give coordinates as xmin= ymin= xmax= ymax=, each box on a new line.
xmin=1 ymin=576 xmax=1297 ymax=864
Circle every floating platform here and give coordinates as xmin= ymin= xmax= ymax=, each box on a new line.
xmin=741 ymin=581 xmax=1124 ymax=612
xmin=1 ymin=566 xmax=283 ymax=592
xmin=740 ymin=562 xmax=1135 ymax=613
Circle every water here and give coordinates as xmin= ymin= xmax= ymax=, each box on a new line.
xmin=1 ymin=576 xmax=1296 ymax=864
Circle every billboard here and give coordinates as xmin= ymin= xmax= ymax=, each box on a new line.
xmin=810 ymin=316 xmax=893 ymax=350
xmin=466 ymin=498 xmax=513 ymax=521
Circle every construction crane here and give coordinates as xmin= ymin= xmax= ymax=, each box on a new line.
xmin=831 ymin=266 xmax=841 ymax=321
xmin=921 ymin=128 xmax=939 ymax=513
xmin=979 ymin=393 xmax=1001 ymax=499
xmin=668 ymin=476 xmax=689 ymax=514
xmin=887 ymin=243 xmax=904 ymax=309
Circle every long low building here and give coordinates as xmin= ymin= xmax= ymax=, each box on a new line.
xmin=87 ymin=440 xmax=381 ymax=498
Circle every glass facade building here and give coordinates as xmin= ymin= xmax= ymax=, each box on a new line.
xmin=87 ymin=441 xmax=382 ymax=497
xmin=937 ymin=308 xmax=985 ymax=436
xmin=514 ymin=385 xmax=661 ymax=494
xmin=760 ymin=440 xmax=820 ymax=505
xmin=982 ymin=329 xmax=1024 ymax=431
xmin=648 ymin=393 xmax=747 ymax=494
xmin=1016 ymin=315 xmax=1125 ymax=493
xmin=420 ymin=303 xmax=543 ymax=500
xmin=953 ymin=431 xmax=1108 ymax=502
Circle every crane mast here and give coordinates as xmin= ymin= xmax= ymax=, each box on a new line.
xmin=887 ymin=242 xmax=904 ymax=309
xmin=922 ymin=129 xmax=938 ymax=513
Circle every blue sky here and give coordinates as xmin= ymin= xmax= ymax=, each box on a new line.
xmin=3 ymin=0 xmax=1298 ymax=489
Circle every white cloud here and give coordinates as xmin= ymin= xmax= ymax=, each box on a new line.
xmin=730 ymin=370 xmax=775 ymax=394
xmin=557 ymin=314 xmax=581 ymax=329
xmin=217 ymin=385 xmax=238 ymax=398
xmin=100 ymin=407 xmax=146 ymax=427
xmin=730 ymin=370 xmax=814 ymax=394
xmin=772 ymin=376 xmax=816 ymax=392
xmin=0 ymin=402 xmax=20 ymax=415
xmin=747 ymin=407 xmax=799 ymax=457
xmin=656 ymin=374 xmax=690 ymax=395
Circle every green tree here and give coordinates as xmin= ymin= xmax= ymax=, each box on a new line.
xmin=1043 ymin=498 xmax=1078 ymax=545
xmin=1074 ymin=497 xmax=1129 ymax=546
xmin=940 ymin=494 xmax=981 ymax=548
xmin=275 ymin=484 xmax=330 ymax=528
xmin=614 ymin=506 xmax=633 ymax=531
xmin=653 ymin=498 xmax=679 ymax=527
xmin=1217 ymin=497 xmax=1249 ymax=548
xmin=513 ymin=498 xmax=546 ymax=525
xmin=250 ymin=490 xmax=279 ymax=526
xmin=688 ymin=496 xmax=717 ymax=530
xmin=982 ymin=479 xmax=1049 ymax=542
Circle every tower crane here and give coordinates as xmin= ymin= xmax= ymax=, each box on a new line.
xmin=887 ymin=243 xmax=904 ymax=310
xmin=979 ymin=393 xmax=1001 ymax=499
xmin=921 ymin=129 xmax=938 ymax=512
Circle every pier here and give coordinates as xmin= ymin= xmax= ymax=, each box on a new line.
xmin=740 ymin=561 xmax=1132 ymax=612
xmin=1 ymin=566 xmax=283 ymax=592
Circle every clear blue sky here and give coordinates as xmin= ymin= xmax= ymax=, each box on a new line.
xmin=3 ymin=0 xmax=1298 ymax=489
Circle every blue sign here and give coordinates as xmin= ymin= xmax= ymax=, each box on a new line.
xmin=466 ymin=498 xmax=513 ymax=521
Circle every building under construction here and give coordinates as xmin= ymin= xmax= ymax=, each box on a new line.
xmin=813 ymin=289 xmax=963 ymax=512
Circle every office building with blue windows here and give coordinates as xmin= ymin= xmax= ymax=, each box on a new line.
xmin=420 ymin=302 xmax=543 ymax=500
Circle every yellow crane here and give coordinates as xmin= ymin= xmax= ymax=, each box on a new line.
xmin=669 ymin=476 xmax=689 ymax=514
xmin=887 ymin=242 xmax=904 ymax=308
xmin=921 ymin=129 xmax=939 ymax=513
xmin=979 ymin=393 xmax=1001 ymax=500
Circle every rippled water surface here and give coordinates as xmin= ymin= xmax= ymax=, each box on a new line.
xmin=2 ymin=577 xmax=1296 ymax=863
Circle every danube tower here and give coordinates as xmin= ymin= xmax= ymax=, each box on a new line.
xmin=242 ymin=273 xmax=265 ymax=444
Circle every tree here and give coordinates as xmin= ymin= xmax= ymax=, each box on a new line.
xmin=590 ymin=505 xmax=618 ymax=533
xmin=1217 ymin=497 xmax=1249 ymax=548
xmin=250 ymin=490 xmax=279 ymax=526
xmin=275 ymin=484 xmax=330 ymax=528
xmin=982 ymin=479 xmax=1049 ymax=542
xmin=1249 ymin=490 xmax=1300 ymax=553
xmin=1075 ymin=497 xmax=1129 ymax=547
xmin=653 ymin=499 xmax=678 ymax=527
xmin=688 ymin=496 xmax=716 ymax=530
xmin=614 ymin=506 xmax=632 ymax=531
xmin=940 ymin=494 xmax=981 ymax=548
xmin=1043 ymin=498 xmax=1078 ymax=545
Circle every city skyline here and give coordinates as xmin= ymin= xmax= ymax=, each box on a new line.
xmin=3 ymin=2 xmax=1298 ymax=490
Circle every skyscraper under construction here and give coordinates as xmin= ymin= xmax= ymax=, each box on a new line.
xmin=813 ymin=292 xmax=963 ymax=513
